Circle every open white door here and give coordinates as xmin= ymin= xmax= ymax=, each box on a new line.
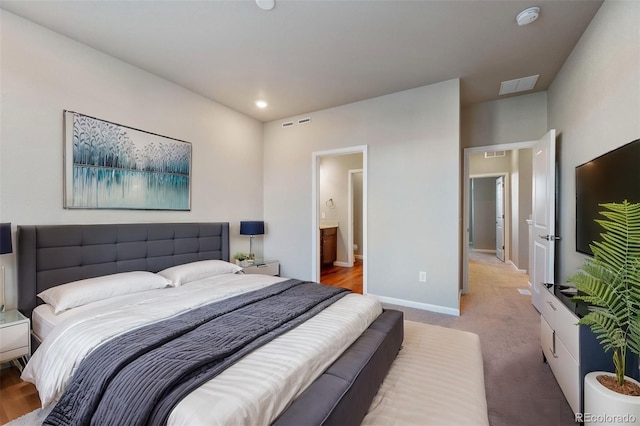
xmin=530 ymin=129 xmax=557 ymax=312
xmin=495 ymin=176 xmax=505 ymax=261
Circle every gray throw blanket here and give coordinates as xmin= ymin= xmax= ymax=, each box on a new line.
xmin=44 ymin=279 xmax=349 ymax=426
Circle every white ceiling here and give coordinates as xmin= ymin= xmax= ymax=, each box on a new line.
xmin=0 ymin=0 xmax=603 ymax=123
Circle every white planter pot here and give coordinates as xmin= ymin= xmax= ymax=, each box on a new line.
xmin=584 ymin=371 xmax=640 ymax=425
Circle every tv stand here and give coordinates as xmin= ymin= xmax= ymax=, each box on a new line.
xmin=540 ymin=285 xmax=636 ymax=415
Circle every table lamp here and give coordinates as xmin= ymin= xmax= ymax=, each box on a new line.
xmin=240 ymin=221 xmax=265 ymax=260
xmin=0 ymin=223 xmax=13 ymax=312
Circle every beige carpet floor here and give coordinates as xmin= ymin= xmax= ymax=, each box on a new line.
xmin=383 ymin=251 xmax=576 ymax=426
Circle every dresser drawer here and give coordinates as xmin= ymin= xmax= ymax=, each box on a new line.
xmin=0 ymin=321 xmax=30 ymax=362
xmin=541 ymin=316 xmax=555 ymax=368
xmin=554 ymin=300 xmax=579 ymax=362
xmin=552 ymin=334 xmax=581 ymax=415
xmin=540 ymin=287 xmax=557 ymax=327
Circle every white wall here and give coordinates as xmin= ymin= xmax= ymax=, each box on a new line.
xmin=548 ymin=0 xmax=640 ymax=283
xmin=462 ymin=92 xmax=548 ymax=149
xmin=264 ymin=80 xmax=461 ymax=315
xmin=0 ymin=11 xmax=265 ymax=309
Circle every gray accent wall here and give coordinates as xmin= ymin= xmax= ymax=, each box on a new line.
xmin=264 ymin=80 xmax=461 ymax=314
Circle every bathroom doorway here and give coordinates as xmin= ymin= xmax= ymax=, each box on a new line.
xmin=312 ymin=146 xmax=367 ymax=294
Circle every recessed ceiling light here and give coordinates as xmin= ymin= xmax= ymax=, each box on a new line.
xmin=256 ymin=0 xmax=275 ymax=11
xmin=516 ymin=7 xmax=540 ymax=26
xmin=255 ymin=100 xmax=268 ymax=109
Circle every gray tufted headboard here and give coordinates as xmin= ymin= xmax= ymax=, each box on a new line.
xmin=17 ymin=222 xmax=230 ymax=319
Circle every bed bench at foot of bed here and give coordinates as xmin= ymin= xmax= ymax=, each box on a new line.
xmin=273 ymin=309 xmax=404 ymax=426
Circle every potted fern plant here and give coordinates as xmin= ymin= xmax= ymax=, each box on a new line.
xmin=567 ymin=200 xmax=640 ymax=422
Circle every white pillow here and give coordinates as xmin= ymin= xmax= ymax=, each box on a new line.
xmin=38 ymin=271 xmax=171 ymax=314
xmin=158 ymin=260 xmax=242 ymax=287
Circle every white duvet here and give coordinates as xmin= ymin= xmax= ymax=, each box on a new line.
xmin=22 ymin=274 xmax=382 ymax=425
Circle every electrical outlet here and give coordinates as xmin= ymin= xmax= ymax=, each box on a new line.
xmin=419 ymin=271 xmax=427 ymax=282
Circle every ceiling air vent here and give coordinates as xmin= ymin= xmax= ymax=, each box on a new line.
xmin=298 ymin=117 xmax=311 ymax=124
xmin=282 ymin=121 xmax=294 ymax=128
xmin=484 ymin=151 xmax=506 ymax=158
xmin=499 ymin=75 xmax=539 ymax=95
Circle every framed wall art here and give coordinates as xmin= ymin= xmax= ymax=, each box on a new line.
xmin=63 ymin=111 xmax=192 ymax=210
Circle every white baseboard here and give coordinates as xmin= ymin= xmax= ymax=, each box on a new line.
xmin=370 ymin=294 xmax=460 ymax=317
xmin=354 ymin=255 xmax=363 ymax=260
xmin=471 ymin=249 xmax=496 ymax=254
xmin=508 ymin=260 xmax=528 ymax=274
xmin=333 ymin=261 xmax=352 ymax=267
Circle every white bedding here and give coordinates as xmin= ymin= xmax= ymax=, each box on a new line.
xmin=22 ymin=274 xmax=382 ymax=425
xmin=31 ymin=304 xmax=57 ymax=341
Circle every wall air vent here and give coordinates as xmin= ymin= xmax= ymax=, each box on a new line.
xmin=282 ymin=121 xmax=294 ymax=128
xmin=298 ymin=117 xmax=311 ymax=124
xmin=484 ymin=151 xmax=506 ymax=158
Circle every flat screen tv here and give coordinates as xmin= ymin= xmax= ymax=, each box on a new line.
xmin=575 ymin=139 xmax=640 ymax=255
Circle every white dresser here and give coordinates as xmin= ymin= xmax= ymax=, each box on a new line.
xmin=540 ymin=285 xmax=637 ymax=416
xmin=540 ymin=286 xmax=581 ymax=414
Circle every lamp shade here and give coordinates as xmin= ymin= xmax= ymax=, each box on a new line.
xmin=240 ymin=221 xmax=265 ymax=236
xmin=0 ymin=223 xmax=12 ymax=255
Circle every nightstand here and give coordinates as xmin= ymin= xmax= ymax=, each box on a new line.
xmin=241 ymin=260 xmax=280 ymax=276
xmin=0 ymin=310 xmax=30 ymax=367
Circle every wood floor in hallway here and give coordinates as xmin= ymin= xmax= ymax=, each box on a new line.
xmin=320 ymin=258 xmax=363 ymax=293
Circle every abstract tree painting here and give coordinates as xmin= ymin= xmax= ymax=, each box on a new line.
xmin=63 ymin=111 xmax=191 ymax=210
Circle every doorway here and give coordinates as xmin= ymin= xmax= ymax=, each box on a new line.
xmin=312 ymin=146 xmax=367 ymax=294
xmin=469 ymin=173 xmax=508 ymax=260
xmin=462 ymin=142 xmax=535 ymax=296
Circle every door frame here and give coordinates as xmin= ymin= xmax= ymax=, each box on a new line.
xmin=495 ymin=175 xmax=506 ymax=261
xmin=462 ymin=141 xmax=535 ymax=295
xmin=312 ymin=145 xmax=368 ymax=292
xmin=468 ymin=173 xmax=509 ymax=257
xmin=348 ymin=168 xmax=363 ymax=267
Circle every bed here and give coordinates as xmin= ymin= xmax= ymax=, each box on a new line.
xmin=16 ymin=222 xmax=404 ymax=426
